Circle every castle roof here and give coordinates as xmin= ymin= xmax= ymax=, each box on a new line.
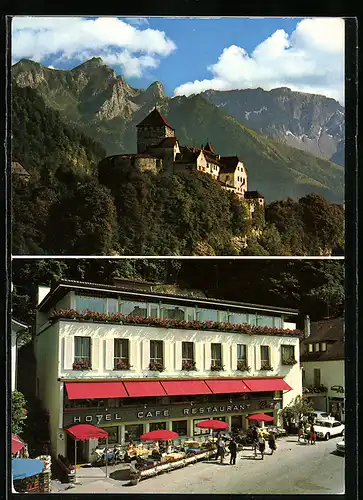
xmin=219 ymin=156 xmax=240 ymax=173
xmin=204 ymin=142 xmax=216 ymax=154
xmin=12 ymin=159 xmax=31 ymax=178
xmin=244 ymin=190 xmax=264 ymax=199
xmin=136 ymin=108 xmax=175 ymax=130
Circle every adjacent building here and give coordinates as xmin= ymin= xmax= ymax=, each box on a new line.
xmin=34 ymin=278 xmax=303 ymax=463
xmin=300 ymin=317 xmax=344 ymax=421
xmin=98 ymin=107 xmax=262 ymax=205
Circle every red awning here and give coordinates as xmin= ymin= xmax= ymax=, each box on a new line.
xmin=66 ymin=424 xmax=108 ymax=440
xmin=205 ymin=379 xmax=251 ymax=394
xmin=65 ymin=382 xmax=128 ymax=400
xmin=243 ymin=378 xmax=292 ymax=392
xmin=161 ymin=380 xmax=212 ymax=396
xmin=123 ymin=381 xmax=167 ymax=397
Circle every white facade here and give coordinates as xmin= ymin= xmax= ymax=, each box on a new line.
xmin=302 ymin=359 xmax=345 ymax=419
xmin=34 ymin=285 xmax=303 ymax=459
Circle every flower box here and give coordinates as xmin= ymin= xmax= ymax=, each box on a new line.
xmin=182 ymin=360 xmax=197 ymax=371
xmin=260 ymin=363 xmax=273 ymax=371
xmin=282 ymin=358 xmax=297 ymax=365
xmin=113 ymin=361 xmax=132 ymax=371
xmin=50 ymin=310 xmax=304 ymax=338
xmin=210 ymin=363 xmax=224 ymax=372
xmin=72 ymin=361 xmax=91 ymax=371
xmin=237 ymin=361 xmax=250 ymax=371
xmin=148 ymin=361 xmax=165 ymax=372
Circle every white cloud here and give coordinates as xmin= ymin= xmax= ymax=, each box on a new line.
xmin=174 ymin=18 xmax=344 ymax=103
xmin=12 ymin=16 xmax=176 ymax=78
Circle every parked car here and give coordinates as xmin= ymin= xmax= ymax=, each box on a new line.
xmin=336 ymin=437 xmax=345 ymax=455
xmin=314 ymin=420 xmax=345 ymax=440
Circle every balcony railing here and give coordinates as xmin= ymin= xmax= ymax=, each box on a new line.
xmin=50 ymin=309 xmax=303 ymax=338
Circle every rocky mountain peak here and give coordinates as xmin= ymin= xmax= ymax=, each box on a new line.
xmin=72 ymin=57 xmax=105 ymax=71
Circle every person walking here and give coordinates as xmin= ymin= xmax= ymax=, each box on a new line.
xmin=219 ymin=439 xmax=226 ymax=464
xmin=258 ymin=434 xmax=266 ymax=460
xmin=252 ymin=427 xmax=259 ymax=458
xmin=215 ymin=437 xmax=221 ymax=460
xmin=229 ymin=439 xmax=237 ymax=465
xmin=298 ymin=421 xmax=304 ymax=442
xmin=310 ymin=424 xmax=316 ymax=445
xmin=268 ymin=432 xmax=277 ymax=455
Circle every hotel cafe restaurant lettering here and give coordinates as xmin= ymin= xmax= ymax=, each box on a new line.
xmin=34 ymin=279 xmax=304 ymax=462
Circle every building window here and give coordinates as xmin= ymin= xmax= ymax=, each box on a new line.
xmin=302 ymin=369 xmax=306 ymax=385
xmin=125 ymin=424 xmax=143 ymax=442
xmin=314 ymin=368 xmax=321 ymax=387
xmin=273 ymin=317 xmax=282 ymax=328
xmin=114 ymin=339 xmax=130 ymax=370
xmin=228 ymin=312 xmax=248 ymax=325
xmin=256 ymin=315 xmax=274 ymax=328
xmin=260 ymin=345 xmax=271 ymax=369
xmin=211 ymin=343 xmax=222 ymax=367
xmin=321 ymin=342 xmax=327 ymax=351
xmin=172 ymin=420 xmax=188 ymax=436
xmin=121 ymin=300 xmax=147 ymax=317
xmin=197 ymin=308 xmax=218 ymax=322
xmin=75 ymin=295 xmax=105 ymax=313
xmin=98 ymin=427 xmax=118 ymax=445
xmin=308 ymin=344 xmax=313 ymax=353
xmin=237 ymin=344 xmax=247 ymax=361
xmin=218 ymin=311 xmax=229 ymax=322
xmin=182 ymin=342 xmax=194 ymax=362
xmin=194 ymin=419 xmax=210 ymax=436
xmin=161 ymin=304 xmax=185 ymax=320
xmin=150 ymin=422 xmax=167 ymax=431
xmin=150 ymin=340 xmax=163 ymax=364
xmin=187 ymin=307 xmax=196 ymax=321
xmin=149 ymin=303 xmax=159 ymax=318
xmin=281 ymin=345 xmax=295 ymax=363
xmin=74 ymin=336 xmax=91 ymax=365
xmin=315 ymin=343 xmax=320 ymax=352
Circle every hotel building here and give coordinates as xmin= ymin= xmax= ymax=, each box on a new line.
xmin=34 ymin=278 xmax=303 ymax=462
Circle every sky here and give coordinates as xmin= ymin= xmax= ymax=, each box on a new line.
xmin=11 ymin=16 xmax=345 ymax=104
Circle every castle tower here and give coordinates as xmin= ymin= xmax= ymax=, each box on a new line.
xmin=136 ymin=108 xmax=175 ymax=153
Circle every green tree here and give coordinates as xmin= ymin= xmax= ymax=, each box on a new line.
xmin=280 ymin=395 xmax=315 ymax=428
xmin=12 ymin=390 xmax=27 ymax=435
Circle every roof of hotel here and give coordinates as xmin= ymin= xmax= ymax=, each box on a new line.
xmin=37 ymin=278 xmax=299 ymax=316
xmin=300 ymin=317 xmax=344 ymax=361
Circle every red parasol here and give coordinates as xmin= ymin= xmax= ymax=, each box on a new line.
xmin=12 ymin=434 xmax=25 ymax=455
xmin=196 ymin=419 xmax=229 ymax=430
xmin=247 ymin=413 xmax=274 ymax=422
xmin=140 ymin=430 xmax=179 ymax=441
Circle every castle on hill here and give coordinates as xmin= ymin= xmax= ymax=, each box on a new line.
xmin=100 ymin=107 xmax=264 ymax=208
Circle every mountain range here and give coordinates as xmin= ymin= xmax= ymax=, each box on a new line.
xmin=12 ymin=57 xmax=344 ymax=203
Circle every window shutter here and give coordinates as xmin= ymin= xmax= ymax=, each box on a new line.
xmin=231 ymin=344 xmax=237 ymax=370
xmin=194 ymin=342 xmax=202 ymax=371
xmin=142 ymin=340 xmax=150 ymax=370
xmin=222 ymin=343 xmax=230 ymax=371
xmin=204 ymin=343 xmax=211 ymax=371
xmin=247 ymin=345 xmax=254 ymax=370
xmin=92 ymin=338 xmax=100 ymax=370
xmin=175 ymin=341 xmax=182 ymax=370
xmin=105 ymin=339 xmax=114 ymax=370
xmin=255 ymin=344 xmax=261 ymax=370
xmin=64 ymin=337 xmax=74 ymax=370
xmin=129 ymin=340 xmax=136 ymax=369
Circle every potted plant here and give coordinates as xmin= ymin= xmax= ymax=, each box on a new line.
xmin=237 ymin=360 xmax=251 ymax=371
xmin=282 ymin=358 xmax=297 ymax=365
xmin=260 ymin=361 xmax=273 ymax=371
xmin=210 ymin=362 xmax=224 ymax=372
xmin=182 ymin=360 xmax=197 ymax=371
xmin=114 ymin=360 xmax=132 ymax=371
xmin=72 ymin=360 xmax=91 ymax=371
xmin=148 ymin=361 xmax=165 ymax=372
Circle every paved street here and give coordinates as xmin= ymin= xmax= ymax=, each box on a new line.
xmin=54 ymin=436 xmax=344 ymax=495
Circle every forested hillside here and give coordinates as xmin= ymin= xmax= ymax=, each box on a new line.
xmin=12 ymin=85 xmax=344 ymax=256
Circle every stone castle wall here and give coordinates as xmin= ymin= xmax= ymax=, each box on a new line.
xmin=137 ymin=125 xmax=175 ymax=153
